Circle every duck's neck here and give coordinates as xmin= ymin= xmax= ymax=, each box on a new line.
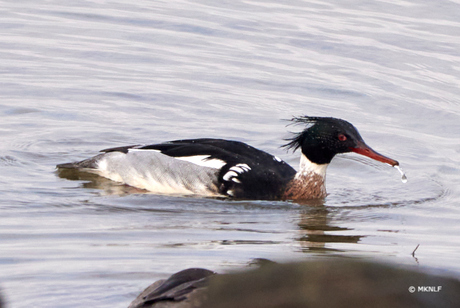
xmin=283 ymin=154 xmax=328 ymax=200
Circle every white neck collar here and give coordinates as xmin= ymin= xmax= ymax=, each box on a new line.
xmin=298 ymin=153 xmax=328 ymax=178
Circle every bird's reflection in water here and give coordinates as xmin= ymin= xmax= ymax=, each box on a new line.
xmin=294 ymin=199 xmax=364 ymax=253
xmin=58 ymin=167 xmax=364 ymax=252
xmin=57 ymin=168 xmax=148 ymax=196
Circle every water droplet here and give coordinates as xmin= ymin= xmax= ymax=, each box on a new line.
xmin=394 ymin=165 xmax=407 ymax=183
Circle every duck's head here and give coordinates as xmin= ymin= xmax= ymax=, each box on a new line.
xmin=284 ymin=116 xmax=399 ymax=166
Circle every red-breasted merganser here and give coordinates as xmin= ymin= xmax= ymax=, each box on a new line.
xmin=57 ymin=116 xmax=399 ymax=200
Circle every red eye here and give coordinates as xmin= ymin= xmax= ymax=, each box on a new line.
xmin=338 ymin=134 xmax=347 ymax=141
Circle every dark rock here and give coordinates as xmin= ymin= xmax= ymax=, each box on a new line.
xmin=130 ymin=259 xmax=460 ymax=308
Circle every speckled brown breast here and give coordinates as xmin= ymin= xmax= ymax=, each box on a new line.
xmin=283 ymin=172 xmax=326 ymax=200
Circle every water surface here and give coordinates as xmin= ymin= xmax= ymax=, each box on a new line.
xmin=1 ymin=1 xmax=460 ymax=307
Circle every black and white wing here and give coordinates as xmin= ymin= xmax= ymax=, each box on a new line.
xmin=120 ymin=139 xmax=297 ymax=200
xmin=58 ymin=138 xmax=296 ymax=199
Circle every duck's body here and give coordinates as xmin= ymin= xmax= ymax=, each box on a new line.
xmin=58 ymin=138 xmax=302 ymax=199
xmin=57 ymin=116 xmax=399 ymax=200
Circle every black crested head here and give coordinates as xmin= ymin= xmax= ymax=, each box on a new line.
xmin=283 ymin=116 xmax=364 ymax=164
xmin=283 ymin=116 xmax=399 ymax=166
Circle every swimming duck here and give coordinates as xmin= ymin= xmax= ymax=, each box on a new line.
xmin=57 ymin=116 xmax=399 ymax=200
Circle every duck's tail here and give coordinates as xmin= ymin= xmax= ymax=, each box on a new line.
xmin=56 ymin=154 xmax=104 ymax=170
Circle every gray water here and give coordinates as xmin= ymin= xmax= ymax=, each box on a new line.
xmin=1 ymin=1 xmax=460 ymax=307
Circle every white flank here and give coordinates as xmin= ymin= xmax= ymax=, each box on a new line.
xmin=93 ymin=151 xmax=221 ymax=196
xmin=96 ymin=154 xmax=124 ymax=183
xmin=128 ymin=149 xmax=227 ymax=169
